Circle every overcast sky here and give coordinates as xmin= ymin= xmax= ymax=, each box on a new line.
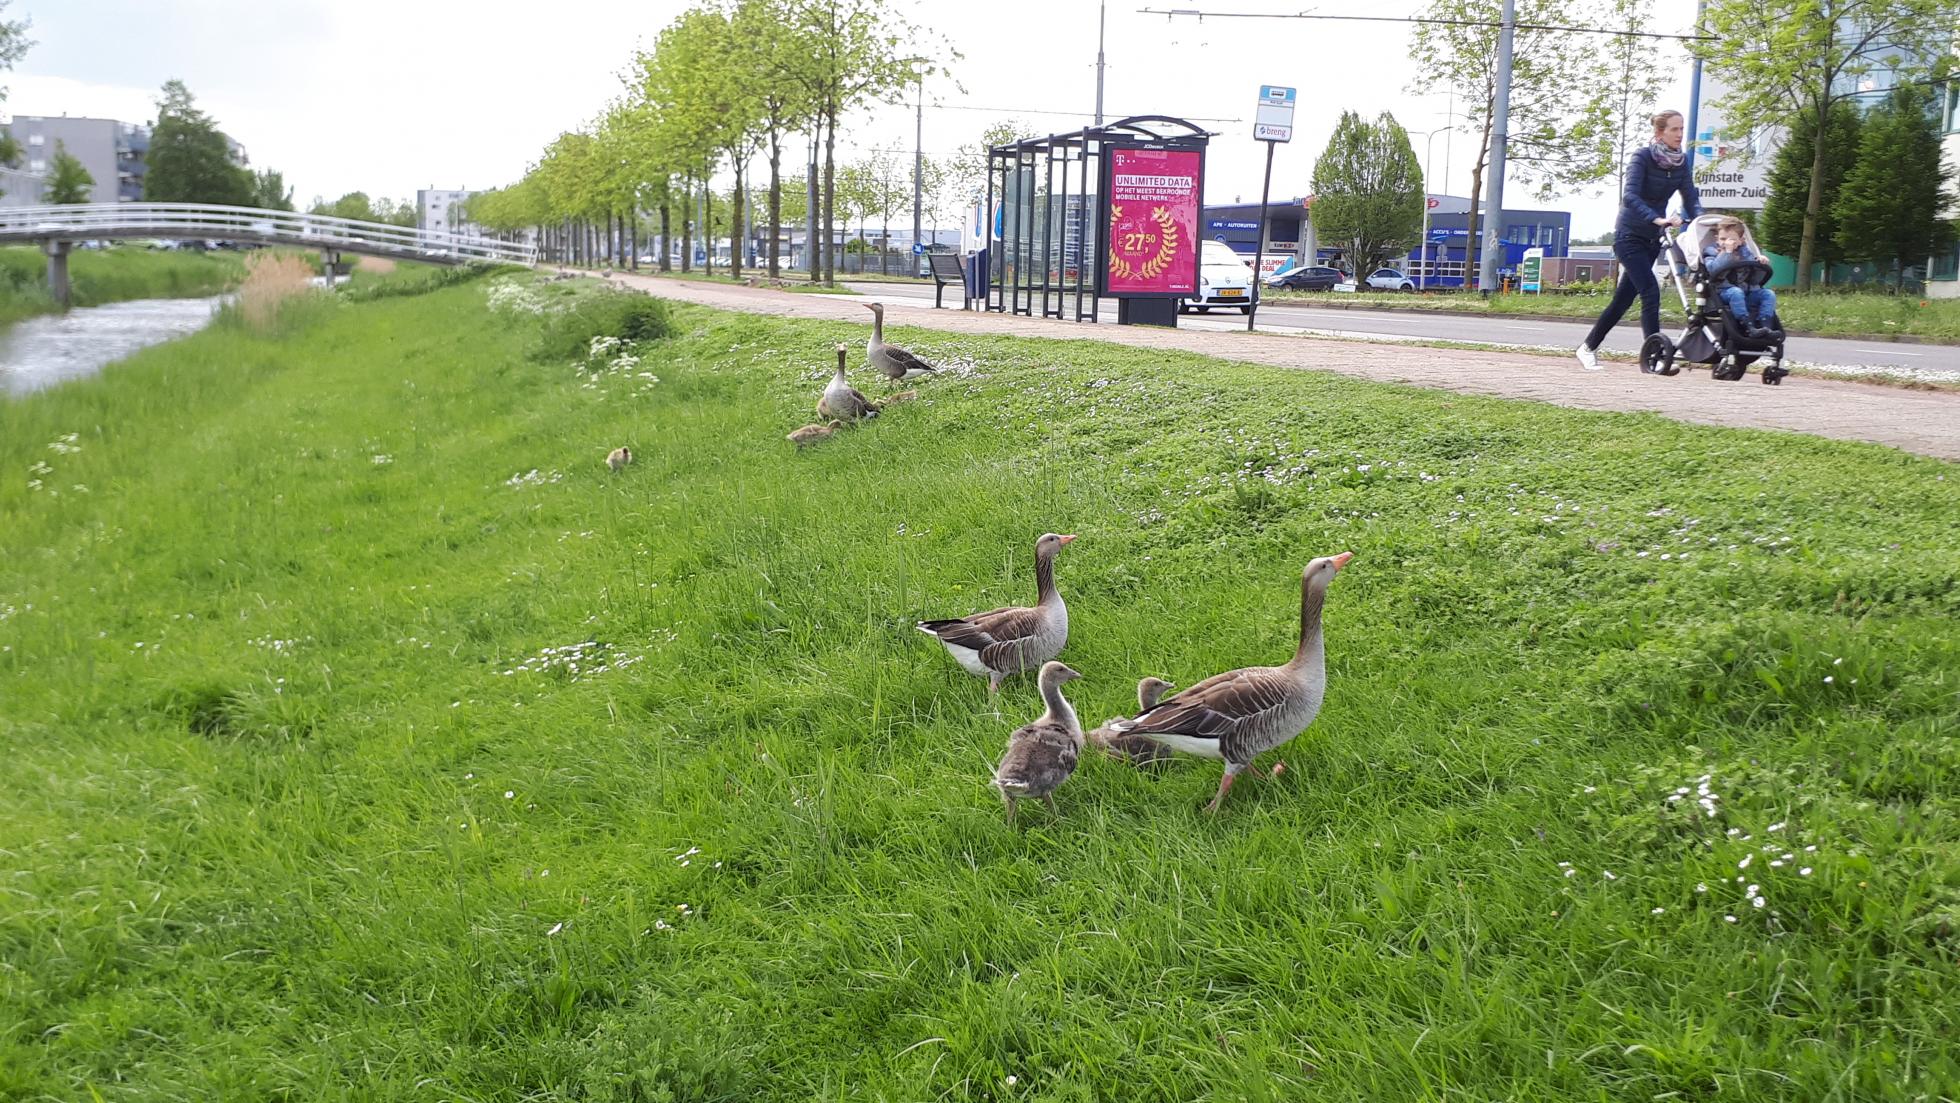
xmin=6 ymin=0 xmax=1699 ymax=236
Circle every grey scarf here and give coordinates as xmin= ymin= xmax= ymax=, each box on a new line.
xmin=1649 ymin=141 xmax=1685 ymax=170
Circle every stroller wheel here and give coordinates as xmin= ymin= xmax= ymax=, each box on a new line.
xmin=1640 ymin=334 xmax=1679 ymax=376
xmin=1712 ymin=356 xmax=1746 ymax=382
xmin=1762 ymin=363 xmax=1789 ymax=386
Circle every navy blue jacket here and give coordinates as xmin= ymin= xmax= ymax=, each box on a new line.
xmin=1616 ymin=147 xmax=1702 ymax=240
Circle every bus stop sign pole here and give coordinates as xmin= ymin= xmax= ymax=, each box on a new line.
xmin=1250 ymin=85 xmax=1295 ymax=332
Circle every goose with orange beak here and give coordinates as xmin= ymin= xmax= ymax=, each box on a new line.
xmin=1108 ymin=552 xmax=1353 ymax=812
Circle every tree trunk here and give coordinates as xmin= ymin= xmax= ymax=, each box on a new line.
xmin=629 ymin=210 xmax=639 ymax=271
xmin=1796 ymin=104 xmax=1828 ymax=292
xmin=823 ymin=110 xmax=838 ymax=284
xmin=1462 ymin=124 xmax=1493 ymax=293
xmin=731 ymin=156 xmax=745 ymax=281
xmin=768 ymin=134 xmax=783 ymax=279
xmin=659 ymin=200 xmax=672 ymax=272
xmin=681 ymin=180 xmax=693 ymax=273
xmin=704 ymin=179 xmax=715 ymax=277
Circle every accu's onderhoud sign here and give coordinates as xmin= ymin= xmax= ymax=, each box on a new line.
xmin=1102 ymin=147 xmax=1202 ymax=296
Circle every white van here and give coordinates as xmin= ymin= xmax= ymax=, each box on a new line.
xmin=1182 ymin=241 xmax=1255 ymax=315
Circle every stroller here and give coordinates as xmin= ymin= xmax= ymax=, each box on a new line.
xmin=1640 ymin=214 xmax=1790 ymax=385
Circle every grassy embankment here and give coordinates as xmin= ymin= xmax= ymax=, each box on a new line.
xmin=2 ymin=271 xmax=1956 ymax=1099
xmin=0 ymin=245 xmax=248 ymax=327
xmin=1267 ymin=284 xmax=1960 ymax=342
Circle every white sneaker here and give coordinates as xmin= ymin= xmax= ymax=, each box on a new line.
xmin=1575 ymin=343 xmax=1601 ymax=371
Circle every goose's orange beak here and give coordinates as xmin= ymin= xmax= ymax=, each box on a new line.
xmin=1058 ymin=534 xmax=1077 ymax=545
xmin=1330 ymin=551 xmax=1354 ymax=571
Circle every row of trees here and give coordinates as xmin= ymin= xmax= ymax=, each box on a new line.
xmin=1757 ymin=85 xmax=1953 ymax=284
xmin=468 ymin=0 xmax=957 ymax=283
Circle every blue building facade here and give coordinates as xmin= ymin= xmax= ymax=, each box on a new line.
xmin=1200 ymin=195 xmax=1572 ymax=288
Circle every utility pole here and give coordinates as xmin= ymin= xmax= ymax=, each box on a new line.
xmin=913 ymin=68 xmax=924 ymax=261
xmin=1476 ymin=0 xmax=1515 ymax=294
xmin=1684 ymin=0 xmax=1708 ymax=168
xmin=807 ymin=136 xmax=820 ymax=274
xmin=1095 ymin=1 xmax=1107 ymax=126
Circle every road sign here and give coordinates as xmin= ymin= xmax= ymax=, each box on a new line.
xmin=912 ymin=242 xmax=924 ymax=254
xmin=1426 ymin=197 xmax=1441 ymax=209
xmin=1254 ymin=84 xmax=1295 ymax=143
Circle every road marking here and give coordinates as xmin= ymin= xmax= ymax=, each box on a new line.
xmin=1850 ymin=348 xmax=1922 ymax=357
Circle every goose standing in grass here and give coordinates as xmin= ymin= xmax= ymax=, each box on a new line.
xmin=817 ymin=344 xmax=878 ymax=422
xmin=992 ymin=662 xmax=1085 ymax=824
xmin=917 ymin=533 xmax=1075 ymax=694
xmin=1088 ymin=676 xmax=1176 ymax=767
xmin=862 ymin=302 xmax=937 ymax=381
xmin=606 ymin=446 xmax=633 ymax=472
xmin=786 ymin=420 xmax=843 ymax=448
xmin=1107 ymin=552 xmax=1353 ymax=812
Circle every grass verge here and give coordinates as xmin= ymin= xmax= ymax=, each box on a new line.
xmin=3 ymin=272 xmax=1956 ymax=1099
xmin=1267 ymin=285 xmax=1960 ymax=342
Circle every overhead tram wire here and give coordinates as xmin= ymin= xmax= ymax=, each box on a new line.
xmin=873 ymin=101 xmax=1243 ymax=124
xmin=1137 ymin=7 xmax=1715 ymax=42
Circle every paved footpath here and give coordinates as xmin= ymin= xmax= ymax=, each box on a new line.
xmin=585 ymin=270 xmax=1960 ymax=462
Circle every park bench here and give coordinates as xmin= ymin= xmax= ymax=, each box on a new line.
xmin=924 ymin=250 xmax=967 ymax=308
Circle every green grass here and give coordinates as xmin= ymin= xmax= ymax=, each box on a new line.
xmin=0 ymin=245 xmax=247 ymax=326
xmin=1269 ymin=284 xmax=1960 ymax=342
xmin=3 ymin=272 xmax=1957 ymax=1100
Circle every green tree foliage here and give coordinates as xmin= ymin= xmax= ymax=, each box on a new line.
xmin=1409 ymin=0 xmax=1618 ymax=282
xmin=783 ymin=0 xmax=947 ymax=283
xmin=309 ymin=192 xmax=415 ymax=227
xmin=1698 ymin=0 xmax=1959 ymax=289
xmin=145 ymin=79 xmax=256 ymax=206
xmin=252 ymin=168 xmax=294 ymax=211
xmin=1310 ymin=111 xmax=1426 ymax=282
xmin=0 ymin=0 xmax=31 ymax=180
xmin=44 ymin=140 xmax=94 ymax=204
xmin=1603 ymin=0 xmax=1666 ymax=199
xmin=1834 ymin=85 xmax=1954 ymax=281
xmin=1758 ymin=102 xmax=1860 ymax=269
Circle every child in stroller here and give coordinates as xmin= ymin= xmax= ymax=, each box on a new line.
xmin=1704 ymin=217 xmax=1778 ymax=339
xmin=1641 ymin=213 xmax=1791 ymax=385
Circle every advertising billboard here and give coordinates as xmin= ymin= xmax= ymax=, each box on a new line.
xmin=1101 ymin=147 xmax=1202 ymax=297
xmin=1691 ymin=69 xmax=1782 ymax=211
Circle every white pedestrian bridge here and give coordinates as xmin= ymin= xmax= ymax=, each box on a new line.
xmin=0 ymin=202 xmax=535 ymax=266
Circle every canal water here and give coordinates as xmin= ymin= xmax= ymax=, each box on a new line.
xmin=0 ymin=295 xmax=224 ymax=397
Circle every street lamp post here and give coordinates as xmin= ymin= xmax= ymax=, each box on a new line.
xmin=1419 ymin=126 xmax=1452 ymax=291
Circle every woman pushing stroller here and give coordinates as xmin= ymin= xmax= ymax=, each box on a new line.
xmin=1575 ymin=110 xmax=1701 ymax=371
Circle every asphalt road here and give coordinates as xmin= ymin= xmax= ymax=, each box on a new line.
xmin=846 ymin=280 xmax=1960 ymax=380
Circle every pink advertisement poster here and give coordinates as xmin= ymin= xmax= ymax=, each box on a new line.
xmin=1105 ymin=148 xmax=1200 ymax=296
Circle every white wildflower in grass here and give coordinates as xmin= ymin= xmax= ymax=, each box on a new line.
xmin=505 ymin=469 xmax=565 ymax=489
xmin=1696 ymin=883 xmax=1708 ymax=893
xmin=547 ymin=922 xmax=564 ymax=936
xmin=1603 ymin=870 xmax=1617 ymax=881
xmin=498 ymin=639 xmax=643 ymax=680
xmin=371 ymin=454 xmax=393 ymax=465
xmin=504 ymin=791 xmax=515 ymax=799
xmin=1652 ymin=907 xmax=1666 ymax=915
xmin=1725 ymin=915 xmax=1738 ymax=923
xmin=1738 ymin=853 xmax=1753 ymax=870
xmin=1800 ymin=867 xmax=1813 ymax=876
xmin=1005 ymin=1075 xmax=1018 ymax=1087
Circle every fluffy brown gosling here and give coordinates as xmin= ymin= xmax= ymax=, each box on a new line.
xmin=786 ymin=420 xmax=844 ymax=448
xmin=606 ymin=446 xmax=633 ymax=471
xmin=992 ymin=661 xmax=1085 ymax=825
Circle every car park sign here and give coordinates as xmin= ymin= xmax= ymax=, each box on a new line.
xmin=1254 ymin=85 xmax=1295 ymax=143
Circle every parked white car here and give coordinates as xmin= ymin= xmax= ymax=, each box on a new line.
xmin=1363 ymin=267 xmax=1417 ymax=292
xmin=1181 ymin=241 xmax=1255 ymax=314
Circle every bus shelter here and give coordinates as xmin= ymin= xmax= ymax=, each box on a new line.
xmin=985 ymin=116 xmax=1212 ymax=326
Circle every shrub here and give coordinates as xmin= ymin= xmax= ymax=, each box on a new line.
xmin=532 ymin=290 xmax=673 ymax=361
xmin=341 ymin=262 xmax=518 ymax=303
xmin=228 ymin=251 xmax=323 ymax=332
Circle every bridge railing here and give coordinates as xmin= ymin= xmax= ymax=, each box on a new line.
xmin=0 ymin=203 xmax=536 ymax=265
